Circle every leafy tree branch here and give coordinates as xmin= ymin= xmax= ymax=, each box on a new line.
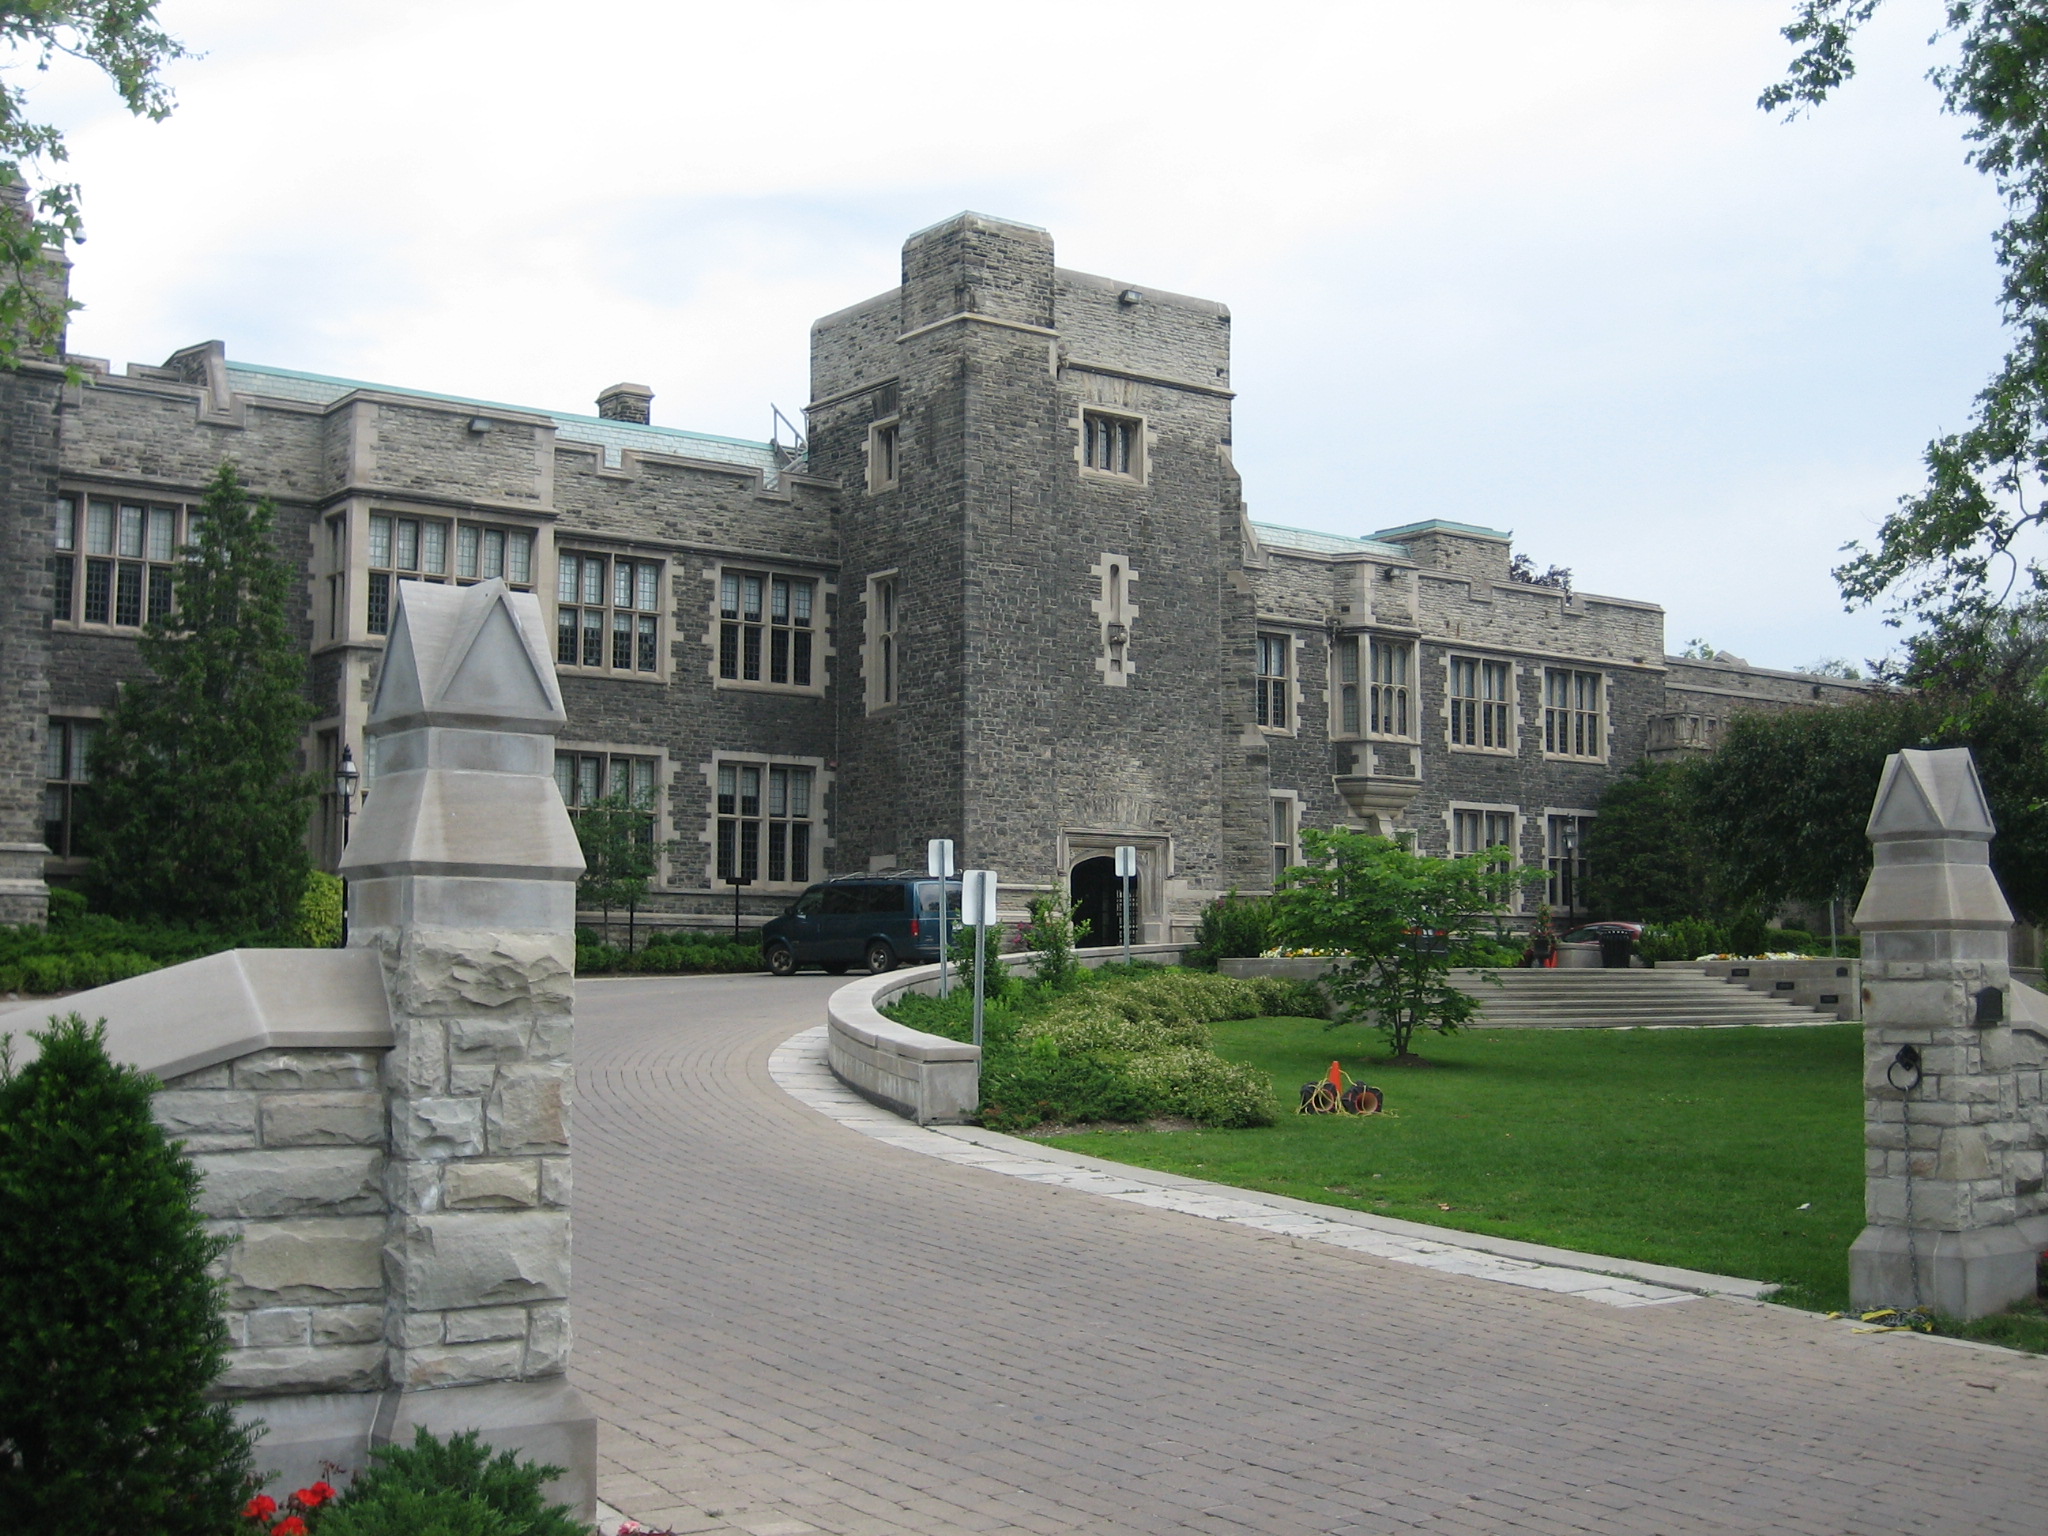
xmin=0 ymin=1 xmax=187 ymax=366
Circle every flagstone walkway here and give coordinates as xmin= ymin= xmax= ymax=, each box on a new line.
xmin=572 ymin=975 xmax=2048 ymax=1536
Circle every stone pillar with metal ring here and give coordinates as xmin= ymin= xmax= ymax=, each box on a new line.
xmin=1848 ymin=747 xmax=2048 ymax=1319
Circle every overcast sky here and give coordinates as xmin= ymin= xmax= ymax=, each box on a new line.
xmin=27 ymin=0 xmax=2008 ymax=672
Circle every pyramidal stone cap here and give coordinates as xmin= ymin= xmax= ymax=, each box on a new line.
xmin=1865 ymin=746 xmax=1996 ymax=842
xmin=368 ymin=577 xmax=566 ymax=736
xmin=340 ymin=580 xmax=583 ymax=888
xmin=1853 ymin=747 xmax=2013 ymax=932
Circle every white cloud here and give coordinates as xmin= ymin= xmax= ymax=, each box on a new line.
xmin=23 ymin=0 xmax=2008 ymax=666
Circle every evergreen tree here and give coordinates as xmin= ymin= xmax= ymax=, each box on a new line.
xmin=85 ymin=461 xmax=316 ymax=930
xmin=0 ymin=1014 xmax=254 ymax=1532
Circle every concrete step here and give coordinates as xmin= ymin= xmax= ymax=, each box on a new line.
xmin=1446 ymin=965 xmax=1835 ymax=1028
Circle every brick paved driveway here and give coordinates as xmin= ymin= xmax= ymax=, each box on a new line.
xmin=572 ymin=975 xmax=2048 ymax=1536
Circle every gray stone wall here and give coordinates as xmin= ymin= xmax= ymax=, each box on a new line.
xmin=155 ymin=1047 xmax=389 ymax=1396
xmin=373 ymin=931 xmax=576 ymax=1392
xmin=0 ymin=358 xmax=61 ymax=920
xmin=812 ymin=213 xmax=1268 ymax=935
xmin=10 ymin=210 xmax=1886 ymax=938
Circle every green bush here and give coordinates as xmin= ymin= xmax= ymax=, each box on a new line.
xmin=1119 ymin=1046 xmax=1277 ymax=1128
xmin=575 ymin=932 xmax=767 ymax=976
xmin=293 ymin=870 xmax=344 ymax=948
xmin=0 ymin=948 xmax=160 ymax=996
xmin=0 ymin=1015 xmax=254 ymax=1532
xmin=886 ymin=967 xmax=1298 ymax=1132
xmin=1638 ymin=917 xmax=1856 ymax=963
xmin=1454 ymin=934 xmax=1526 ymax=967
xmin=1020 ymin=891 xmax=1085 ymax=990
xmin=0 ymin=888 xmax=341 ymax=996
xmin=979 ymin=1048 xmax=1154 ymax=1132
xmin=948 ymin=922 xmax=1018 ymax=1001
xmin=317 ymin=1426 xmax=580 ymax=1536
xmin=1185 ymin=891 xmax=1276 ymax=969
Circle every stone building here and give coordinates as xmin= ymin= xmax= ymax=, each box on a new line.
xmin=1 ymin=212 xmax=1865 ymax=939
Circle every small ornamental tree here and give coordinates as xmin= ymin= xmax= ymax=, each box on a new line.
xmin=1271 ymin=829 xmax=1533 ymax=1062
xmin=575 ymin=792 xmax=655 ymax=949
xmin=85 ymin=461 xmax=316 ymax=930
xmin=1020 ymin=889 xmax=1086 ymax=990
xmin=0 ymin=1014 xmax=254 ymax=1532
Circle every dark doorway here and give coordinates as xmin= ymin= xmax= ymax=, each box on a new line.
xmin=1069 ymin=856 xmax=1132 ymax=948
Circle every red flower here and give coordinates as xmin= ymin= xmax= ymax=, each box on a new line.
xmin=296 ymin=1481 xmax=337 ymax=1508
xmin=242 ymin=1494 xmax=279 ymax=1522
xmin=274 ymin=1517 xmax=309 ymax=1536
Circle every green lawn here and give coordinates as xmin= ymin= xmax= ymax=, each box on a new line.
xmin=1044 ymin=1018 xmax=1867 ymax=1309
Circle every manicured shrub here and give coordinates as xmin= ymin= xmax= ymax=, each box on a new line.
xmin=314 ymin=1426 xmax=581 ymax=1536
xmin=293 ymin=871 xmax=344 ymax=948
xmin=1185 ymin=891 xmax=1276 ymax=969
xmin=574 ymin=932 xmax=767 ymax=976
xmin=0 ymin=1014 xmax=254 ymax=1532
xmin=888 ymin=967 xmax=1303 ymax=1131
xmin=44 ymin=885 xmax=86 ymax=925
xmin=1119 ymin=1046 xmax=1277 ymax=1128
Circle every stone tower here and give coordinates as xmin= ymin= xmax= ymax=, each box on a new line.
xmin=807 ymin=212 xmax=1269 ymax=932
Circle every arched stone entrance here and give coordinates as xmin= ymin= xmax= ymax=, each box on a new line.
xmin=1069 ymin=855 xmax=1131 ymax=948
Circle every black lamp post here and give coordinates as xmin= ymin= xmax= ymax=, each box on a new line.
xmin=726 ymin=875 xmax=751 ymax=940
xmin=335 ymin=745 xmax=360 ymax=849
xmin=335 ymin=745 xmax=359 ymax=945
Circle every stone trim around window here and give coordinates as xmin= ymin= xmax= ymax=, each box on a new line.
xmin=862 ymin=570 xmax=899 ymax=714
xmin=1268 ymin=790 xmax=1303 ymax=891
xmin=43 ymin=713 xmax=102 ymax=867
xmin=53 ymin=491 xmax=195 ymax=631
xmin=700 ymin=562 xmax=832 ymax=697
xmin=1090 ymin=554 xmax=1139 ymax=687
xmin=1542 ymin=806 xmax=1598 ymax=916
xmin=329 ymin=505 xmax=545 ymax=644
xmin=1443 ymin=651 xmax=1519 ymax=756
xmin=1332 ymin=633 xmax=1417 ymax=741
xmin=1075 ymin=407 xmax=1149 ymax=485
xmin=554 ymin=547 xmax=669 ymax=683
xmin=1255 ymin=630 xmax=1304 ymax=735
xmin=1540 ymin=666 xmax=1610 ymax=763
xmin=866 ymin=417 xmax=900 ymax=494
xmin=693 ymin=752 xmax=834 ymax=894
xmin=553 ymin=742 xmax=673 ymax=884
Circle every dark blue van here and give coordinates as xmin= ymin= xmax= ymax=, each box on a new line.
xmin=761 ymin=875 xmax=963 ymax=976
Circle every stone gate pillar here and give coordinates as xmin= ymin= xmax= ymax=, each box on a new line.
xmin=338 ymin=577 xmax=594 ymax=1506
xmin=1848 ymin=747 xmax=2042 ymax=1318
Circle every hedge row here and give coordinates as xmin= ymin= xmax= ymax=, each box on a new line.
xmin=575 ymin=930 xmax=766 ymax=976
xmin=0 ymin=876 xmax=347 ymax=997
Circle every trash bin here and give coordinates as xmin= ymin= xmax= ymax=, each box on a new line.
xmin=1598 ymin=929 xmax=1633 ymax=969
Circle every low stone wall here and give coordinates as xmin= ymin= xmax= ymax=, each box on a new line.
xmin=1217 ymin=956 xmax=1333 ymax=982
xmin=825 ymin=944 xmax=1190 ymax=1124
xmin=156 ymin=1047 xmax=389 ymax=1398
xmin=1675 ymin=958 xmax=1862 ymax=1021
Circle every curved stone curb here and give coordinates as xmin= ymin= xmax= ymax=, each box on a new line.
xmin=769 ymin=1025 xmax=1774 ymax=1311
xmin=822 ymin=943 xmax=1192 ymax=1124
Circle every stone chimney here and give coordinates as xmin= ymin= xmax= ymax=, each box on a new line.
xmin=337 ymin=577 xmax=594 ymax=1511
xmin=1848 ymin=747 xmax=2048 ymax=1318
xmin=595 ymin=382 xmax=653 ymax=424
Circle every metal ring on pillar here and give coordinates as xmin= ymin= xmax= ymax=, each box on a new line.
xmin=1886 ymin=1043 xmax=1923 ymax=1094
